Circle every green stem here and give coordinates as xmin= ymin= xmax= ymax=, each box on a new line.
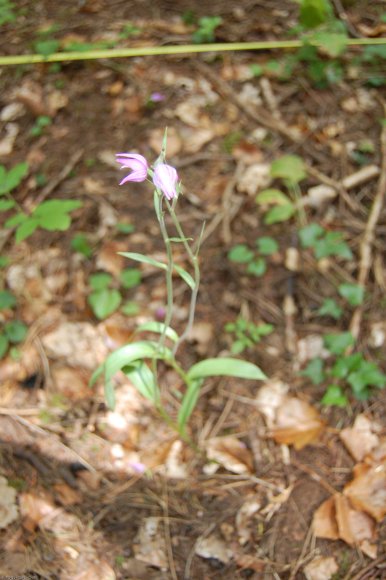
xmin=165 ymin=200 xmax=201 ymax=355
xmin=157 ymin=195 xmax=174 ymax=348
xmin=0 ymin=38 xmax=384 ymax=66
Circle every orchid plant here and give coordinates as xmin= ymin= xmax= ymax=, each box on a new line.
xmin=92 ymin=132 xmax=266 ymax=442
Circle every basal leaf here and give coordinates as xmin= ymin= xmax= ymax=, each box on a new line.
xmin=187 ymin=358 xmax=266 ymax=382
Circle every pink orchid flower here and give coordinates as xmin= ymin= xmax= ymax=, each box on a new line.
xmin=153 ymin=163 xmax=179 ymax=201
xmin=116 ymin=153 xmax=148 ymax=185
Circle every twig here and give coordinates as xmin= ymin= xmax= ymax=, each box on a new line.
xmin=349 ymin=105 xmax=386 ymax=341
xmin=331 ymin=0 xmax=361 ymax=38
xmin=32 ymin=148 xmax=84 ymax=206
xmin=161 ymin=477 xmax=178 ymax=580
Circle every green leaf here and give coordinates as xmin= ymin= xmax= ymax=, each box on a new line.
xmin=39 ymin=211 xmax=71 ymax=231
xmin=15 ymin=219 xmax=39 ymax=242
xmin=348 ymin=362 xmax=386 ymax=394
xmin=246 ymin=257 xmax=266 ymax=277
xmin=116 ymin=222 xmax=135 ymax=234
xmin=256 ymin=236 xmax=279 ymax=255
xmin=34 ymin=39 xmax=60 ymax=57
xmin=124 ymin=361 xmax=160 ymax=402
xmin=174 ymin=265 xmax=195 ymax=290
xmin=324 ymin=332 xmax=355 ymax=356
xmin=89 ymin=272 xmax=112 ymax=291
xmin=0 ymin=334 xmax=9 ymax=358
xmin=228 ymin=244 xmax=254 ymax=264
xmin=314 ymin=232 xmax=353 ymax=260
xmin=331 ymin=353 xmax=363 ymax=379
xmin=270 ymin=155 xmax=306 ymax=184
xmin=313 ymin=32 xmax=348 ymax=57
xmin=250 ymin=64 xmax=263 ymax=77
xmin=0 ymin=199 xmax=15 ymax=211
xmin=300 ymin=358 xmax=325 ymax=385
xmin=121 ymin=301 xmax=140 ymax=316
xmin=230 ymin=339 xmax=246 ymax=355
xmin=338 ymin=283 xmax=364 ymax=306
xmin=4 ymin=212 xmax=28 ymax=228
xmin=0 ymin=256 xmax=9 ymax=268
xmin=300 ymin=0 xmax=332 ymax=29
xmin=88 ymin=289 xmax=122 ymax=320
xmin=321 ymin=385 xmax=348 ymax=407
xmin=103 ymin=340 xmax=170 ymax=408
xmin=0 ymin=290 xmax=16 ymax=310
xmin=34 ymin=199 xmax=82 ymax=215
xmin=317 ymin=298 xmax=342 ymax=320
xmin=120 ymin=268 xmax=141 ymax=289
xmin=119 ymin=251 xmax=167 ymax=270
xmin=187 ymin=357 xmax=266 ymax=382
xmin=256 ymin=188 xmax=290 ymax=206
xmin=135 ymin=321 xmax=179 ymax=343
xmin=177 ymin=379 xmax=203 ymax=430
xmin=0 ymin=162 xmax=29 ymax=195
xmin=4 ymin=320 xmax=28 ymax=343
xmin=264 ymin=203 xmax=295 ymax=224
xmin=299 ymin=223 xmax=324 ymax=248
xmin=71 ymin=234 xmax=93 ymax=258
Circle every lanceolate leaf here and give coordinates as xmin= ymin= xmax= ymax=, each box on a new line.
xmin=178 ymin=379 xmax=203 ymax=430
xmin=119 ymin=252 xmax=167 ymax=270
xmin=135 ymin=321 xmax=179 ymax=343
xmin=124 ymin=362 xmax=160 ymax=402
xmin=174 ymin=265 xmax=195 ymax=290
xmin=187 ymin=358 xmax=266 ymax=382
xmin=104 ymin=340 xmax=171 ymax=408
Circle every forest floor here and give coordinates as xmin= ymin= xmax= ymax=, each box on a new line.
xmin=0 ymin=1 xmax=385 ymax=578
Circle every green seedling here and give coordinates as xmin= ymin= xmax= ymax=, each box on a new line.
xmin=71 ymin=233 xmax=93 ymax=258
xmin=192 ymin=16 xmax=222 ymax=43
xmin=300 ymin=332 xmax=386 ymax=405
xmin=225 ymin=316 xmax=273 ymax=354
xmin=228 ymin=236 xmax=278 ymax=278
xmin=299 ymin=223 xmax=352 ymax=260
xmin=30 ymin=115 xmax=52 ymax=137
xmin=0 ymin=0 xmax=16 ymax=26
xmin=88 ymin=272 xmax=122 ymax=320
xmin=256 ymin=155 xmax=306 ymax=224
xmin=6 ymin=199 xmax=83 ymax=243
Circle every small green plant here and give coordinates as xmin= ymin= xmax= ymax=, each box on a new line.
xmin=192 ymin=16 xmax=222 ymax=43
xmin=30 ymin=115 xmax=52 ymax=137
xmin=225 ymin=316 xmax=273 ymax=354
xmin=0 ymin=290 xmax=28 ymax=358
xmin=87 ymin=267 xmax=142 ymax=320
xmin=71 ymin=233 xmax=93 ymax=258
xmin=6 ymin=199 xmax=83 ymax=243
xmin=301 ymin=332 xmax=386 ymax=405
xmin=317 ymin=298 xmax=342 ymax=320
xmin=119 ymin=22 xmax=141 ymax=39
xmin=256 ymin=155 xmax=306 ymax=224
xmin=228 ymin=235 xmax=279 ymax=277
xmin=0 ymin=0 xmax=16 ymax=26
xmin=92 ymin=135 xmax=266 ymax=442
xmin=299 ymin=223 xmax=352 ymax=260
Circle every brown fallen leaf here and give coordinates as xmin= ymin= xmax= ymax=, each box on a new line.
xmin=312 ymin=496 xmax=339 ymax=540
xmin=51 ymin=366 xmax=91 ymax=401
xmin=73 ymin=561 xmax=116 ymax=580
xmin=304 ymin=556 xmax=338 ymax=580
xmin=19 ymin=490 xmax=56 ymax=532
xmin=271 ymin=398 xmax=325 ymax=450
xmin=340 ymin=414 xmax=380 ymax=462
xmin=0 ymin=477 xmax=19 ymax=529
xmin=206 ymin=436 xmax=254 ymax=474
xmin=344 ymin=461 xmax=386 ymax=522
xmin=334 ymin=494 xmax=377 ymax=555
xmin=96 ymin=240 xmax=126 ymax=276
xmin=195 ymin=533 xmax=233 ymax=564
xmin=53 ymin=483 xmax=82 ymax=506
xmin=133 ymin=517 xmax=168 ymax=570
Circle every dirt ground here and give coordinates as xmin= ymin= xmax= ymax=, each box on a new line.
xmin=0 ymin=1 xmax=385 ymax=578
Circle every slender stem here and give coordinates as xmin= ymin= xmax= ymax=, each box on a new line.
xmin=0 ymin=38 xmax=384 ymax=66
xmin=165 ymin=201 xmax=201 ymax=355
xmin=157 ymin=195 xmax=174 ymax=347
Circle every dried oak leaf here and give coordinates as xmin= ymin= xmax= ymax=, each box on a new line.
xmin=344 ymin=461 xmax=386 ymax=522
xmin=312 ymin=496 xmax=339 ymax=540
xmin=340 ymin=414 xmax=380 ymax=462
xmin=206 ymin=436 xmax=254 ymax=474
xmin=335 ymin=494 xmax=377 ymax=557
xmin=271 ymin=398 xmax=325 ymax=450
xmin=304 ymin=556 xmax=338 ymax=580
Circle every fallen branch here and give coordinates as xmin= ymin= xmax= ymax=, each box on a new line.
xmin=349 ymin=106 xmax=386 ymax=341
